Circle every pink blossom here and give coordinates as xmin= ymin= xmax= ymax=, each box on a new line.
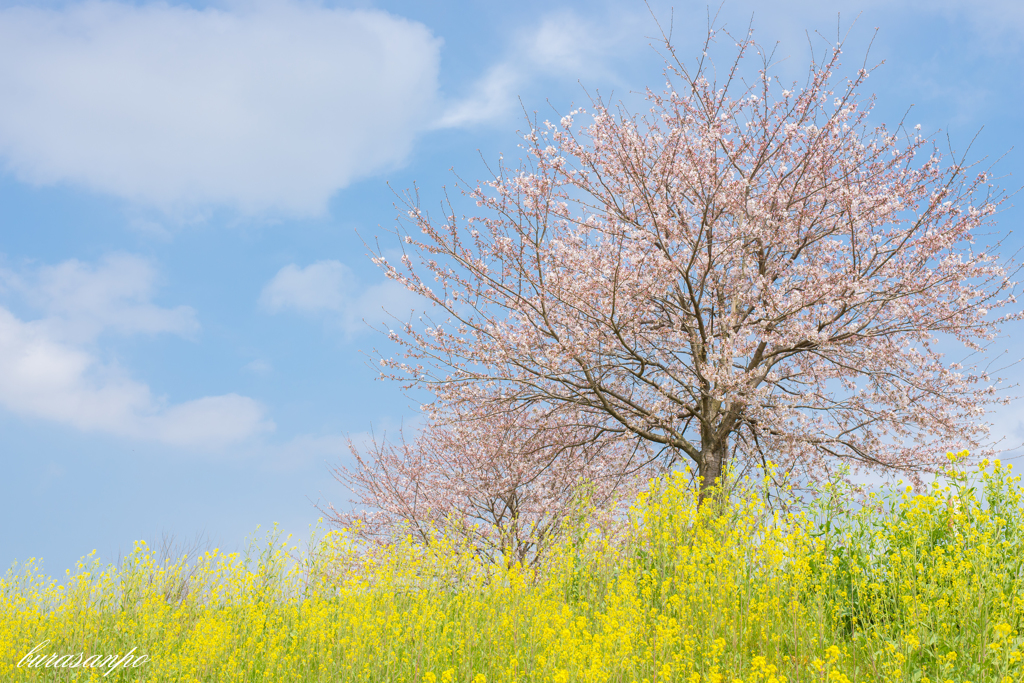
xmin=364 ymin=26 xmax=1021 ymax=505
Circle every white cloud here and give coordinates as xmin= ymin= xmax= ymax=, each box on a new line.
xmin=260 ymin=260 xmax=352 ymax=313
xmin=0 ymin=255 xmax=273 ymax=445
xmin=526 ymin=12 xmax=633 ymax=76
xmin=150 ymin=394 xmax=271 ymax=446
xmin=0 ymin=1 xmax=442 ymax=216
xmin=260 ymin=260 xmax=422 ymax=334
xmin=243 ymin=358 xmax=273 ymax=375
xmin=254 ymin=411 xmax=427 ymax=475
xmin=435 ymin=63 xmax=521 ymax=129
xmin=259 ymin=433 xmax=352 ymax=472
xmin=5 ymin=253 xmax=198 ymax=343
xmin=437 ymin=0 xmax=1024 ymax=130
xmin=435 ymin=10 xmax=645 ymax=128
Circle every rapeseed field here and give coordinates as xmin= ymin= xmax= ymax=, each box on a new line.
xmin=3 ymin=451 xmax=1022 ymax=682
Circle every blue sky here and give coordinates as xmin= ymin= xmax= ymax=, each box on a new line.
xmin=2 ymin=0 xmax=1023 ymax=576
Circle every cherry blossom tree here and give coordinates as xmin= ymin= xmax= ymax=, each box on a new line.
xmin=371 ymin=27 xmax=1021 ymax=502
xmin=328 ymin=401 xmax=653 ymax=567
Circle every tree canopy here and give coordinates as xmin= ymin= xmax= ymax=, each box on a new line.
xmin=365 ymin=26 xmax=1021 ymax=504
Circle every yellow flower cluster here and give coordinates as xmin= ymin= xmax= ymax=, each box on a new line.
xmin=2 ymin=451 xmax=1021 ymax=682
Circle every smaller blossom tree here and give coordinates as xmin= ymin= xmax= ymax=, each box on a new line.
xmin=370 ymin=26 xmax=1022 ymax=502
xmin=328 ymin=401 xmax=655 ymax=567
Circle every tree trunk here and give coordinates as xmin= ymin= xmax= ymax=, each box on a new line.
xmin=697 ymin=438 xmax=728 ymax=506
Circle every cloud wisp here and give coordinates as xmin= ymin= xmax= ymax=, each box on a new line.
xmin=260 ymin=260 xmax=422 ymax=337
xmin=0 ymin=1 xmax=442 ymax=217
xmin=0 ymin=255 xmax=273 ymax=446
xmin=435 ymin=9 xmax=647 ymax=129
xmin=3 ymin=253 xmax=199 ymax=343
